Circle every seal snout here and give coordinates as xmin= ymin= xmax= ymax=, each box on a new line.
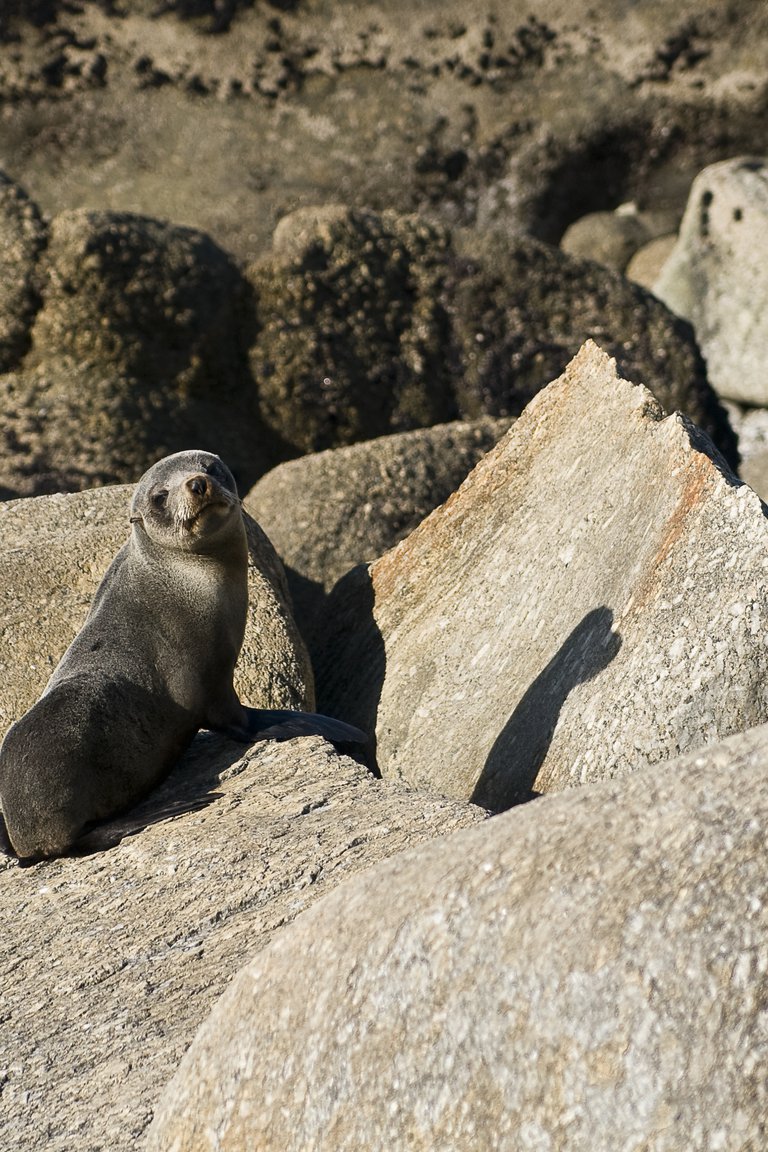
xmin=186 ymin=474 xmax=209 ymax=498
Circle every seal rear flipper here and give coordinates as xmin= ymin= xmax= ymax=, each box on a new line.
xmin=238 ymin=707 xmax=367 ymax=745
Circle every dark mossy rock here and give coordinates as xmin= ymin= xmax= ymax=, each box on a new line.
xmin=450 ymin=231 xmax=739 ymax=468
xmin=0 ymin=196 xmax=738 ymax=498
xmin=248 ymin=205 xmax=458 ymax=455
xmin=247 ymin=205 xmax=737 ymax=470
xmin=0 ymin=172 xmax=47 ymax=372
xmin=17 ymin=209 xmax=276 ymax=492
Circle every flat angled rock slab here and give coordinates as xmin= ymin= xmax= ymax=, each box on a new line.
xmin=146 ymin=723 xmax=768 ymax=1152
xmin=0 ymin=486 xmax=314 ymax=731
xmin=0 ymin=736 xmax=485 ymax=1152
xmin=316 ymin=341 xmax=768 ymax=809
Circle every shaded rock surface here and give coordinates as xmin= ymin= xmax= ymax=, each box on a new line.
xmin=0 ymin=485 xmax=314 ymax=732
xmin=626 ymin=232 xmax=677 ymax=289
xmin=559 ymin=205 xmax=652 ymax=272
xmin=248 ymin=205 xmax=456 ymax=454
xmin=316 ymin=342 xmax=768 ymax=809
xmin=0 ymin=189 xmax=738 ymax=497
xmin=146 ymin=722 xmax=768 ymax=1152
xmin=244 ymin=416 xmax=511 ymax=643
xmin=730 ymin=403 xmax=768 ymax=504
xmin=0 ymin=735 xmax=485 ymax=1152
xmin=0 ymin=208 xmax=276 ymax=495
xmin=452 ymin=229 xmax=738 ymax=467
xmin=0 ymin=171 xmax=47 ymax=371
xmin=247 ymin=203 xmax=738 ymax=470
xmin=655 ymin=156 xmax=768 ymax=406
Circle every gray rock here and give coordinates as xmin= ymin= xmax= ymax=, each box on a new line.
xmin=452 ymin=229 xmax=739 ymax=468
xmin=0 ymin=735 xmax=485 ymax=1152
xmin=727 ymin=401 xmax=768 ymax=504
xmin=0 ymin=484 xmax=313 ymax=733
xmin=560 ymin=205 xmax=650 ymax=271
xmin=0 ymin=171 xmax=47 ymax=371
xmin=247 ymin=205 xmax=457 ymax=455
xmin=315 ymin=342 xmax=768 ymax=809
xmin=655 ymin=157 xmax=768 ymax=405
xmin=145 ymin=721 xmax=768 ymax=1152
xmin=243 ymin=417 xmax=511 ymax=643
xmin=625 ymin=232 xmax=678 ymax=290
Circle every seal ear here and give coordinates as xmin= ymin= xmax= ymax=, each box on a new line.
xmin=129 ymin=514 xmax=143 ymax=525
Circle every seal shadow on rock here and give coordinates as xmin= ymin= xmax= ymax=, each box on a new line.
xmin=471 ymin=606 xmax=622 ymax=812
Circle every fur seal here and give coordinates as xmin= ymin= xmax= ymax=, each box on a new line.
xmin=0 ymin=450 xmax=365 ymax=860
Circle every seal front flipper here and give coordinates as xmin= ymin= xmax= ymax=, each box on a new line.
xmin=221 ymin=707 xmax=367 ymax=746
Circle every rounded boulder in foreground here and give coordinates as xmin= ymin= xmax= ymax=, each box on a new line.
xmin=146 ymin=723 xmax=768 ymax=1151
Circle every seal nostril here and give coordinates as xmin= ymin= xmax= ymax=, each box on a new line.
xmin=188 ymin=476 xmax=207 ymax=497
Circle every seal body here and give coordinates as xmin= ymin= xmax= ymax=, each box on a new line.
xmin=0 ymin=450 xmax=364 ymax=860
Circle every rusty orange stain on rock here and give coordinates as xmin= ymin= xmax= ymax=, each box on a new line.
xmin=622 ymin=448 xmax=714 ymax=620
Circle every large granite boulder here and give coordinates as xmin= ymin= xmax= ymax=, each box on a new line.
xmin=655 ymin=156 xmax=768 ymax=406
xmin=0 ymin=483 xmax=313 ymax=733
xmin=0 ymin=735 xmax=484 ymax=1152
xmin=315 ymin=342 xmax=768 ymax=809
xmin=146 ymin=721 xmax=768 ymax=1152
xmin=244 ymin=417 xmax=511 ymax=642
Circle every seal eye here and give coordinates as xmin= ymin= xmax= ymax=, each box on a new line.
xmin=152 ymin=489 xmax=168 ymax=510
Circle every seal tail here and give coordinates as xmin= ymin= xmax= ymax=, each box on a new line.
xmin=240 ymin=707 xmax=367 ymax=746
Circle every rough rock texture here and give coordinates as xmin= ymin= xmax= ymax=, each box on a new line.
xmin=452 ymin=230 xmax=739 ymax=467
xmin=315 ymin=342 xmax=768 ymax=810
xmin=247 ymin=206 xmax=738 ymax=469
xmin=248 ymin=205 xmax=456 ymax=454
xmin=244 ymin=416 xmax=511 ymax=642
xmin=0 ymin=485 xmax=313 ymax=733
xmin=0 ymin=735 xmax=485 ymax=1152
xmin=0 ymin=2 xmax=764 ymax=265
xmin=13 ymin=208 xmax=271 ymax=491
xmin=146 ymin=723 xmax=768 ymax=1152
xmin=3 ymin=0 xmax=759 ymax=500
xmin=0 ymin=171 xmax=47 ymax=371
xmin=655 ymin=156 xmax=768 ymax=406
xmin=0 ymin=188 xmax=739 ymax=498
xmin=731 ymin=403 xmax=768 ymax=504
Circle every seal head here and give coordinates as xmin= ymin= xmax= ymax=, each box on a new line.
xmin=130 ymin=450 xmax=244 ymax=554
